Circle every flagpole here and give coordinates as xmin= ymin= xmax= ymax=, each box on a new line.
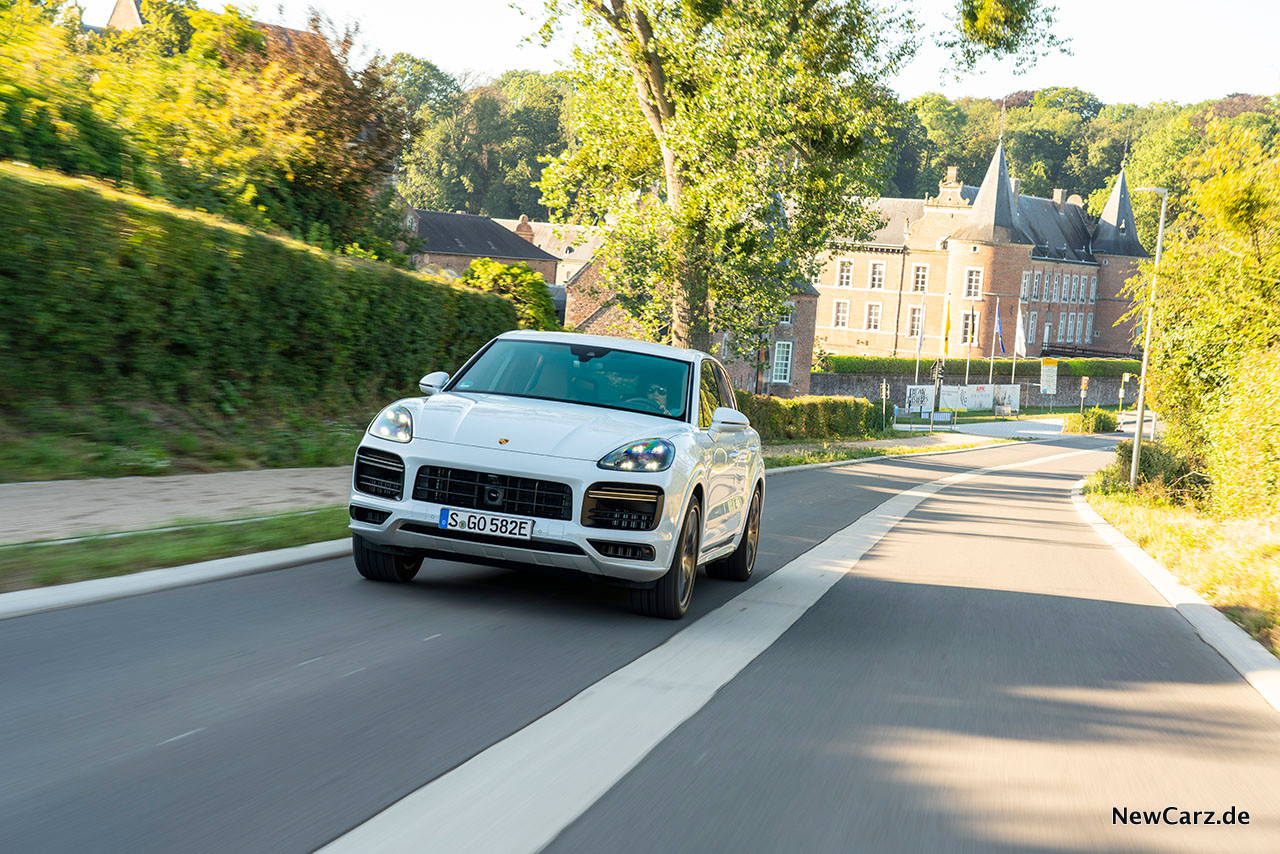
xmin=964 ymin=299 xmax=972 ymax=386
xmin=988 ymin=296 xmax=998 ymax=385
xmin=913 ymin=299 xmax=925 ymax=383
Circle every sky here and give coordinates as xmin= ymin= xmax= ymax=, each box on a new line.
xmin=80 ymin=0 xmax=1280 ymax=105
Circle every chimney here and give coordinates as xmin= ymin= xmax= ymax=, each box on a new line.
xmin=945 ymin=166 xmax=959 ymax=184
xmin=1052 ymin=189 xmax=1066 ymax=211
xmin=515 ymin=213 xmax=535 ymax=243
xmin=1011 ymin=178 xmax=1021 ymax=198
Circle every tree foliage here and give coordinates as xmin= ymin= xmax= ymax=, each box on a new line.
xmin=459 ymin=258 xmax=560 ymax=330
xmin=0 ymin=0 xmax=413 ymax=260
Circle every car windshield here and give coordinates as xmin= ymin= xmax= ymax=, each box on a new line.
xmin=449 ymin=339 xmax=692 ymax=421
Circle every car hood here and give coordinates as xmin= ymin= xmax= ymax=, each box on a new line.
xmin=412 ymin=393 xmax=684 ymax=460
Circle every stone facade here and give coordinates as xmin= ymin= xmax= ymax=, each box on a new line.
xmin=813 ymin=150 xmax=1147 ymax=362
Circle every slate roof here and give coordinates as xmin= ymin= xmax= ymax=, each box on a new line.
xmin=415 ymin=211 xmax=559 ymax=262
xmin=1015 ymin=194 xmax=1097 ymax=263
xmin=953 ymin=142 xmax=1033 ymax=245
xmin=1091 ymin=169 xmax=1148 ymax=257
xmin=493 ymin=219 xmax=605 ymax=262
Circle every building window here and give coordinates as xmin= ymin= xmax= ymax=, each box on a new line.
xmin=1058 ymin=311 xmax=1067 ymax=341
xmin=1033 ymin=271 xmax=1041 ymax=300
xmin=865 ymin=303 xmax=882 ymax=331
xmin=868 ymin=262 xmax=885 ymax=290
xmin=772 ymin=341 xmax=793 ymax=384
xmin=1020 ymin=271 xmax=1031 ymax=300
xmin=1028 ymin=310 xmax=1038 ymax=344
xmin=1090 ymin=276 xmax=1097 ymax=303
xmin=961 ymin=311 xmax=979 ymax=345
xmin=720 ymin=333 xmax=730 ymax=358
xmin=810 ymin=265 xmax=823 ymax=286
xmin=833 ymin=300 xmax=849 ymax=328
xmin=837 ymin=260 xmax=853 ymax=288
xmin=1072 ymin=274 xmax=1080 ymax=303
xmin=908 ymin=305 xmax=923 ymax=338
xmin=1085 ymin=312 xmax=1094 ymax=341
xmin=964 ymin=268 xmax=983 ymax=299
xmin=912 ymin=264 xmax=929 ymax=293
xmin=778 ymin=302 xmax=793 ymax=325
xmin=1052 ymin=273 xmax=1061 ymax=303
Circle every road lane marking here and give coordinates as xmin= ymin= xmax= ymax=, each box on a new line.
xmin=157 ymin=728 xmax=205 ymax=746
xmin=342 ymin=668 xmax=367 ymax=677
xmin=296 ymin=657 xmax=323 ymax=667
xmin=319 ymin=448 xmax=1093 ymax=854
xmin=423 ymin=634 xmax=442 ymax=642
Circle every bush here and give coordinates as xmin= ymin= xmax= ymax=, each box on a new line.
xmin=0 ymin=164 xmax=517 ymax=414
xmin=733 ymin=391 xmax=877 ymax=442
xmin=1206 ymin=349 xmax=1280 ymax=516
xmin=1097 ymin=439 xmax=1208 ymax=503
xmin=1062 ymin=407 xmax=1119 ymax=434
xmin=460 ymin=258 xmax=559 ymax=331
xmin=823 ymin=354 xmax=1141 ymax=378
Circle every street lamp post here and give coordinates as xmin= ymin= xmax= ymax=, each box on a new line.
xmin=1129 ymin=187 xmax=1168 ymax=487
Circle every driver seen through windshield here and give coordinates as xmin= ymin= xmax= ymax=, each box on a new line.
xmin=449 ymin=340 xmax=692 ymax=420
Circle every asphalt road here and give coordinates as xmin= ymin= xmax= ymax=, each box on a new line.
xmin=3 ymin=438 xmax=1278 ymax=853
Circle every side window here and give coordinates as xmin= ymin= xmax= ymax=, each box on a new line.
xmin=699 ymin=361 xmax=724 ymax=429
xmin=715 ymin=364 xmax=737 ymax=412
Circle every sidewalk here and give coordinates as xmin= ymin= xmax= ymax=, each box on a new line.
xmin=0 ymin=467 xmax=351 ymax=546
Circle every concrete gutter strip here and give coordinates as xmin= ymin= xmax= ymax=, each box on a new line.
xmin=0 ymin=539 xmax=350 ymax=622
xmin=1072 ymin=482 xmax=1280 ymax=716
xmin=0 ymin=438 xmax=1034 ymax=621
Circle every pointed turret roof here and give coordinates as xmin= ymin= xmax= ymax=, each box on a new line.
xmin=952 ymin=142 xmax=1032 ymax=245
xmin=1091 ymin=169 xmax=1147 ymax=257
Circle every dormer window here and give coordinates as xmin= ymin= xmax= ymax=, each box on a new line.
xmin=1119 ymin=219 xmax=1126 ymax=233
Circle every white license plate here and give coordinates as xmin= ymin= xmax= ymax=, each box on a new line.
xmin=438 ymin=507 xmax=533 ymax=539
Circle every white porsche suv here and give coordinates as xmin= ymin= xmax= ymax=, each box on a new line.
xmin=347 ymin=330 xmax=765 ymax=618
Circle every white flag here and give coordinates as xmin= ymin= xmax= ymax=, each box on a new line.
xmin=1014 ymin=309 xmax=1027 ymax=358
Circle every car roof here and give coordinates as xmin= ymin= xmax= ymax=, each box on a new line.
xmin=496 ymin=330 xmax=706 ymax=363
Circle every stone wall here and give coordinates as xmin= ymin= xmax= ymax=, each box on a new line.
xmin=810 ymin=370 xmax=1132 ymax=410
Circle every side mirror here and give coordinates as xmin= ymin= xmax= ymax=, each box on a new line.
xmin=710 ymin=406 xmax=749 ymax=436
xmin=419 ymin=371 xmax=450 ymax=396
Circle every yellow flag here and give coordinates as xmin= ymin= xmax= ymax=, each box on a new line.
xmin=942 ymin=296 xmax=951 ymax=358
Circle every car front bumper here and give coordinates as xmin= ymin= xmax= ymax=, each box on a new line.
xmin=347 ymin=437 xmax=685 ymax=583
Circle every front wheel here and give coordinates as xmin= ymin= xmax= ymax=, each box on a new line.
xmin=631 ymin=497 xmax=701 ymax=619
xmin=708 ymin=486 xmax=761 ymax=582
xmin=353 ymin=534 xmax=422 ymax=582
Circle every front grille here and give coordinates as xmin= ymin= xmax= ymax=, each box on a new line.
xmin=400 ymin=522 xmax=585 ymax=554
xmin=354 ymin=448 xmax=404 ymax=500
xmin=412 ymin=466 xmax=572 ymax=521
xmin=349 ymin=505 xmax=391 ymax=525
xmin=583 ymin=482 xmax=664 ymax=531
xmin=589 ymin=540 xmax=656 ymax=561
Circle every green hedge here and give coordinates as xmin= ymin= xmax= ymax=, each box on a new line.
xmin=1206 ymin=350 xmax=1280 ymax=516
xmin=734 ymin=390 xmax=877 ymax=442
xmin=0 ymin=164 xmax=517 ymax=411
xmin=1063 ymin=407 xmax=1119 ymax=434
xmin=822 ymin=354 xmax=1141 ymax=378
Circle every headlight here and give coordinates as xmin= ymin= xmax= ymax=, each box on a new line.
xmin=598 ymin=438 xmax=674 ymax=472
xmin=368 ymin=405 xmax=413 ymax=443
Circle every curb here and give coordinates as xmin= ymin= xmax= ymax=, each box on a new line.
xmin=0 ymin=539 xmax=350 ymax=622
xmin=0 ymin=440 xmax=1056 ymax=621
xmin=1071 ymin=482 xmax=1280 ymax=716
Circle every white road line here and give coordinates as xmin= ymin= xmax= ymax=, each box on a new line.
xmin=157 ymin=728 xmax=205 ymax=746
xmin=423 ymin=633 xmax=442 ymax=642
xmin=342 ymin=668 xmax=367 ymax=678
xmin=296 ymin=657 xmax=323 ymax=667
xmin=1071 ymin=482 xmax=1280 ymax=715
xmin=319 ymin=448 xmax=1093 ymax=854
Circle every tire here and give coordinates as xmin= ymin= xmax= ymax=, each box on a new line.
xmin=353 ymin=534 xmax=422 ymax=583
xmin=631 ymin=497 xmax=701 ymax=620
xmin=708 ymin=485 xmax=761 ymax=582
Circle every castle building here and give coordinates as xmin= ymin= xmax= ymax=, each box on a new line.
xmin=812 ymin=143 xmax=1147 ymax=362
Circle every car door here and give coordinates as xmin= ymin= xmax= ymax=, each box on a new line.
xmin=695 ymin=359 xmax=738 ymax=551
xmin=714 ymin=361 xmax=753 ymax=507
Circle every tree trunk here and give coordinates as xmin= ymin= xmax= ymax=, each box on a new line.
xmin=663 ymin=149 xmax=710 ymax=351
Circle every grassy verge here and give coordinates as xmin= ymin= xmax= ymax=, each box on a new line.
xmin=0 ymin=402 xmax=365 ymax=482
xmin=764 ymin=437 xmax=1010 ymax=469
xmin=0 ymin=505 xmax=349 ymax=593
xmin=1085 ymin=482 xmax=1280 ymax=656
